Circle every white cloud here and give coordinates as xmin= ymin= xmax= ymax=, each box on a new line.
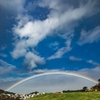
xmin=69 ymin=56 xmax=82 ymax=61
xmin=75 ymin=67 xmax=100 ymax=80
xmin=49 ymin=42 xmax=59 ymax=50
xmin=0 ymin=45 xmax=6 ymax=50
xmin=0 ymin=0 xmax=25 ymax=14
xmin=24 ymin=52 xmax=45 ymax=70
xmin=48 ymin=39 xmax=71 ymax=59
xmin=39 ymin=0 xmax=98 ymax=17
xmin=33 ymin=67 xmax=100 ymax=81
xmin=11 ymin=0 xmax=99 ymax=69
xmin=38 ymin=0 xmax=98 ymax=15
xmin=11 ymin=41 xmax=27 ymax=59
xmin=87 ymin=60 xmax=100 ymax=66
xmin=0 ymin=77 xmax=21 ymax=83
xmin=0 ymin=59 xmax=16 ymax=75
xmin=0 ymin=77 xmax=21 ymax=90
xmin=78 ymin=26 xmax=100 ymax=45
xmin=0 ymin=53 xmax=7 ymax=57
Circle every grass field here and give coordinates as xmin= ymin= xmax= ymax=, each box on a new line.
xmin=28 ymin=92 xmax=100 ymax=100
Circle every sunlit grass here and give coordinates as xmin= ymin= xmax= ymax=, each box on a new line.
xmin=28 ymin=92 xmax=100 ymax=100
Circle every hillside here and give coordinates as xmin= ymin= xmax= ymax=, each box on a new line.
xmin=0 ymin=89 xmax=15 ymax=95
xmin=0 ymin=89 xmax=4 ymax=94
xmin=28 ymin=92 xmax=100 ymax=100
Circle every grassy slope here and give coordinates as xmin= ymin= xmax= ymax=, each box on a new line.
xmin=28 ymin=92 xmax=100 ymax=100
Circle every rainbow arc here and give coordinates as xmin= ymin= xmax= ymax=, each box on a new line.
xmin=6 ymin=71 xmax=98 ymax=91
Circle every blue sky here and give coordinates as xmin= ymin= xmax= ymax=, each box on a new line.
xmin=0 ymin=0 xmax=100 ymax=93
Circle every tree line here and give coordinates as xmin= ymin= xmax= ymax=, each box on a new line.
xmin=63 ymin=79 xmax=100 ymax=93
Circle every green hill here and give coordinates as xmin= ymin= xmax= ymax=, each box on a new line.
xmin=28 ymin=92 xmax=100 ymax=100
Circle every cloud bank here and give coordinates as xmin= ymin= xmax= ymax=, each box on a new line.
xmin=4 ymin=67 xmax=100 ymax=94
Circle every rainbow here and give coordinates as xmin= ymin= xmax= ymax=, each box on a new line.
xmin=6 ymin=71 xmax=98 ymax=91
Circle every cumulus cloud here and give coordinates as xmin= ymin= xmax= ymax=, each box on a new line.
xmin=0 ymin=59 xmax=16 ymax=75
xmin=78 ymin=26 xmax=100 ymax=45
xmin=69 ymin=56 xmax=82 ymax=61
xmin=11 ymin=0 xmax=99 ymax=70
xmin=23 ymin=52 xmax=45 ymax=70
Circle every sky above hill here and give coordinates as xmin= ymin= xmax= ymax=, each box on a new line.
xmin=0 ymin=0 xmax=100 ymax=93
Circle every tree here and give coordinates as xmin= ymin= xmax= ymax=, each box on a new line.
xmin=98 ymin=79 xmax=100 ymax=83
xmin=90 ymin=79 xmax=100 ymax=91
xmin=82 ymin=86 xmax=88 ymax=91
xmin=98 ymin=79 xmax=100 ymax=90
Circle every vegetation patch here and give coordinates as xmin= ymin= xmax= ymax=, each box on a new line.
xmin=28 ymin=92 xmax=100 ymax=100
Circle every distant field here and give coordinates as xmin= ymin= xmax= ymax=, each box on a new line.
xmin=28 ymin=92 xmax=100 ymax=100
